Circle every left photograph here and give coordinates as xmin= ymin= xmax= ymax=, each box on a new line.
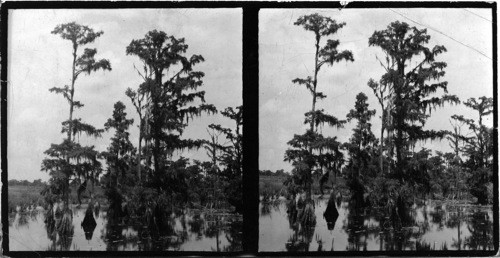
xmin=6 ymin=8 xmax=242 ymax=251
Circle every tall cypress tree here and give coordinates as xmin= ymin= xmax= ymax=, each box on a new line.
xmin=208 ymin=106 xmax=243 ymax=213
xmin=368 ymin=21 xmax=459 ymax=182
xmin=344 ymin=92 xmax=377 ymax=200
xmin=126 ymin=30 xmax=216 ymax=191
xmin=102 ymin=101 xmax=136 ymax=188
xmin=41 ymin=22 xmax=111 ymax=206
xmin=451 ymin=97 xmax=493 ymax=204
xmin=285 ymin=14 xmax=353 ymax=198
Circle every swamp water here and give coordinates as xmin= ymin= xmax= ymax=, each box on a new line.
xmin=9 ymin=206 xmax=242 ymax=251
xmin=259 ymin=197 xmax=493 ymax=252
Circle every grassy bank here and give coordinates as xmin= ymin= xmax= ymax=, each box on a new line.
xmin=8 ymin=184 xmax=106 ymax=213
xmin=260 ymin=175 xmax=288 ymax=196
xmin=9 ymin=185 xmax=46 ymax=211
xmin=259 ymin=174 xmax=350 ymax=198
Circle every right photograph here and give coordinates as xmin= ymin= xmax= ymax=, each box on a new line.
xmin=259 ymin=8 xmax=494 ymax=252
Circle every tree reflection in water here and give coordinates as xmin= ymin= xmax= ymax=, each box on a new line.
xmin=205 ymin=212 xmax=222 ymax=251
xmin=344 ymin=204 xmax=369 ymax=251
xmin=321 ymin=192 xmax=340 ymax=251
xmin=97 ymin=204 xmax=242 ymax=251
xmin=222 ymin=219 xmax=243 ymax=252
xmin=44 ymin=202 xmax=75 ymax=251
xmin=464 ymin=210 xmax=493 ymax=250
xmin=446 ymin=205 xmax=465 ymax=250
xmin=81 ymin=203 xmax=97 ymax=240
xmin=102 ymin=203 xmax=183 ymax=251
xmin=12 ymin=200 xmax=240 ymax=251
xmin=341 ymin=198 xmax=462 ymax=251
xmin=13 ymin=212 xmax=30 ymax=229
xmin=429 ymin=204 xmax=445 ymax=230
xmin=204 ymin=212 xmax=243 ymax=252
xmin=285 ymin=226 xmax=314 ymax=252
xmin=261 ymin=201 xmax=281 ymax=217
xmin=188 ymin=213 xmax=205 ymax=240
xmin=324 ymin=192 xmax=340 ymax=231
xmin=286 ymin=194 xmax=339 ymax=252
xmin=272 ymin=196 xmax=494 ymax=252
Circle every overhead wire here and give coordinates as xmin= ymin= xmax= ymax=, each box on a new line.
xmin=462 ymin=8 xmax=493 ymax=23
xmin=388 ymin=8 xmax=494 ymax=62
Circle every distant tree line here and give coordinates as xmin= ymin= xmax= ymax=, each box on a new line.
xmin=259 ymin=169 xmax=289 ymax=177
xmin=9 ymin=179 xmax=47 ymax=187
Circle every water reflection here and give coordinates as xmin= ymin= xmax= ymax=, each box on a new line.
xmin=9 ymin=206 xmax=242 ymax=251
xmin=464 ymin=210 xmax=493 ymax=250
xmin=81 ymin=204 xmax=97 ymax=240
xmin=282 ymin=194 xmax=317 ymax=252
xmin=42 ymin=202 xmax=75 ymax=251
xmin=324 ymin=193 xmax=340 ymax=231
xmin=259 ymin=197 xmax=494 ymax=252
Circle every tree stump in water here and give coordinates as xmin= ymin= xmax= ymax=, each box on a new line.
xmin=324 ymin=191 xmax=339 ymax=230
xmin=81 ymin=203 xmax=97 ymax=240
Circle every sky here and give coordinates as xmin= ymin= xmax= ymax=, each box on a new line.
xmin=7 ymin=9 xmax=242 ymax=181
xmin=259 ymin=8 xmax=494 ymax=172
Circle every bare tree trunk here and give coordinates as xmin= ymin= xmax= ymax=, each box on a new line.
xmin=380 ymin=109 xmax=385 ymax=174
xmin=394 ymin=63 xmax=405 ymax=181
xmin=137 ymin=127 xmax=143 ymax=182
xmin=306 ymin=34 xmax=321 ymax=198
xmin=151 ymin=69 xmax=162 ymax=190
xmin=64 ymin=43 xmax=78 ymax=207
xmin=310 ymin=35 xmax=320 ymax=134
